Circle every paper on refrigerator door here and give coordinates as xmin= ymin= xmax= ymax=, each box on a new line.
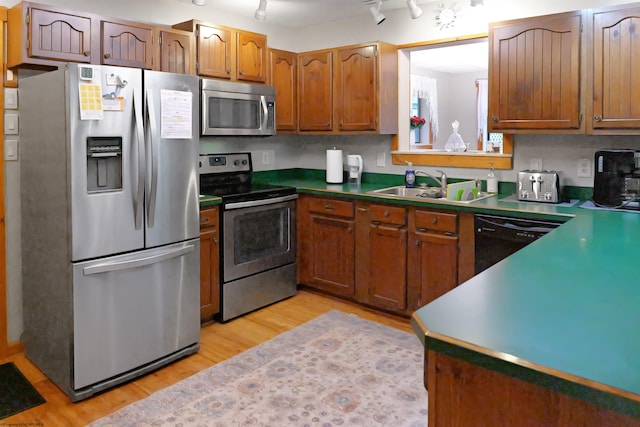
xmin=160 ymin=90 xmax=193 ymax=139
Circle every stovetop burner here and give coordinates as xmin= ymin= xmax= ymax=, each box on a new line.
xmin=199 ymin=153 xmax=295 ymax=204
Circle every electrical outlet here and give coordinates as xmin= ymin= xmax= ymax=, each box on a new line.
xmin=530 ymin=158 xmax=542 ymax=171
xmin=376 ymin=152 xmax=386 ymax=167
xmin=577 ymin=158 xmax=592 ymax=178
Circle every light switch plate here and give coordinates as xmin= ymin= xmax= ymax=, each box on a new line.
xmin=577 ymin=158 xmax=592 ymax=178
xmin=4 ymin=113 xmax=18 ymax=135
xmin=5 ymin=139 xmax=18 ymax=161
xmin=4 ymin=88 xmax=18 ymax=109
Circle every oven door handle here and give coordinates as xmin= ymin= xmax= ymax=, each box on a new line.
xmin=225 ymin=194 xmax=298 ymax=210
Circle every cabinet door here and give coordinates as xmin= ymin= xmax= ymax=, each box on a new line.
xmin=413 ymin=231 xmax=458 ymax=306
xmin=236 ymin=31 xmax=267 ymax=82
xmin=101 ymin=21 xmax=154 ymax=69
xmin=298 ymin=51 xmax=333 ymax=131
xmin=308 ymin=216 xmax=355 ymax=297
xmin=158 ymin=30 xmax=193 ymax=74
xmin=368 ymin=224 xmax=407 ymax=310
xmin=489 ymin=12 xmax=582 ymax=130
xmin=592 ymin=6 xmax=640 ymax=129
xmin=197 ymin=25 xmax=232 ymax=79
xmin=28 ymin=6 xmax=92 ymax=63
xmin=199 ymin=208 xmax=220 ymax=322
xmin=269 ymin=49 xmax=297 ymax=131
xmin=335 ymin=45 xmax=377 ymax=131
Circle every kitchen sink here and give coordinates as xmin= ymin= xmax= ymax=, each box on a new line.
xmin=367 ymin=185 xmax=496 ymax=204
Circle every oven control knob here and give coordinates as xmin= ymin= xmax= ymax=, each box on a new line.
xmin=242 ymin=159 xmax=248 ymax=165
xmin=234 ymin=160 xmax=240 ymax=166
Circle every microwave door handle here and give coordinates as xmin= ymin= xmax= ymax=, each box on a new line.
xmin=261 ymin=96 xmax=268 ymax=131
xmin=145 ymin=90 xmax=159 ymax=228
xmin=133 ymin=92 xmax=145 ymax=230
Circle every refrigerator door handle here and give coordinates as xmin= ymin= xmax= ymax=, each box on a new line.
xmin=133 ymin=92 xmax=145 ymax=230
xmin=82 ymin=244 xmax=195 ymax=275
xmin=145 ymin=90 xmax=159 ymax=228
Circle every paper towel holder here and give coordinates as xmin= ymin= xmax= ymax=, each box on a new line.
xmin=326 ymin=147 xmax=344 ymax=184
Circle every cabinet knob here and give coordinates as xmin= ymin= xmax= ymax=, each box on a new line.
xmin=83 ymin=51 xmax=91 ymax=56
xmin=239 ymin=70 xmax=244 ymax=75
xmin=104 ymin=53 xmax=111 ymax=59
xmin=325 ymin=122 xmax=330 ymax=126
xmin=384 ymin=210 xmax=390 ymax=217
xmin=594 ymin=115 xmax=602 ymax=122
xmin=213 ymin=237 xmax=218 ymax=243
xmin=492 ymin=117 xmax=498 ymax=122
xmin=415 ymin=240 xmax=420 ymax=246
xmin=227 ymin=69 xmax=231 ymax=74
xmin=431 ymin=217 xmax=438 ymax=224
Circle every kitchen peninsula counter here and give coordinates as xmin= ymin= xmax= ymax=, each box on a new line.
xmin=256 ymin=169 xmax=640 ymax=425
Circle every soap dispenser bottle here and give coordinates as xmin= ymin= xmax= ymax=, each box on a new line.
xmin=487 ymin=162 xmax=498 ymax=193
xmin=405 ymin=161 xmax=416 ymax=188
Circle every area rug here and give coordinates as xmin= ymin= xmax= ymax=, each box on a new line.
xmin=90 ymin=310 xmax=428 ymax=426
xmin=0 ymin=362 xmax=46 ymax=419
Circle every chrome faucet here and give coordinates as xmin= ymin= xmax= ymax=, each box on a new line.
xmin=415 ymin=170 xmax=447 ymax=188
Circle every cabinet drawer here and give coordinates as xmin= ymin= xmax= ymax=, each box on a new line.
xmin=308 ymin=198 xmax=354 ymax=218
xmin=200 ymin=208 xmax=219 ymax=229
xmin=370 ymin=204 xmax=406 ymax=225
xmin=415 ymin=210 xmax=457 ymax=234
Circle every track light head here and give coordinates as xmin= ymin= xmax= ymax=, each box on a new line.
xmin=254 ymin=0 xmax=267 ymax=20
xmin=470 ymin=0 xmax=484 ymax=5
xmin=192 ymin=0 xmax=205 ymax=5
xmin=369 ymin=1 xmax=386 ymax=25
xmin=407 ymin=0 xmax=423 ymax=19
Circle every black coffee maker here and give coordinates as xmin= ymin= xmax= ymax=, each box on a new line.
xmin=593 ymin=149 xmax=640 ymax=206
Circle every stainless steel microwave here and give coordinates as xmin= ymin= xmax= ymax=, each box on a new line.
xmin=200 ymin=79 xmax=276 ymax=136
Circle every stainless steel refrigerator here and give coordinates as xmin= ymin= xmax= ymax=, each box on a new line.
xmin=20 ymin=64 xmax=201 ymax=401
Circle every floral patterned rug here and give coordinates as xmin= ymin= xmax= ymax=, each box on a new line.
xmin=90 ymin=310 xmax=428 ymax=426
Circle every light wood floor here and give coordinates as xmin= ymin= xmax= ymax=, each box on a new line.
xmin=1 ymin=289 xmax=415 ymax=426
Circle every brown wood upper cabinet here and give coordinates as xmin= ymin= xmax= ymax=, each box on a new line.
xmin=297 ymin=42 xmax=398 ymax=134
xmin=488 ymin=10 xmax=583 ymax=133
xmin=7 ymin=2 xmax=94 ymax=68
xmin=268 ymin=49 xmax=297 ymax=132
xmin=100 ymin=20 xmax=154 ymax=69
xmin=172 ymin=20 xmax=267 ymax=83
xmin=298 ymin=50 xmax=333 ymax=131
xmin=6 ymin=1 xmax=195 ymax=73
xmin=590 ymin=4 xmax=640 ymax=132
xmin=157 ymin=28 xmax=195 ymax=75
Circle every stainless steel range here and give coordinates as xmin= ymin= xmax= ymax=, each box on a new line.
xmin=199 ymin=153 xmax=297 ymax=321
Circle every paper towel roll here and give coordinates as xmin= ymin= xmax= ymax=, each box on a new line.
xmin=326 ymin=149 xmax=343 ymax=184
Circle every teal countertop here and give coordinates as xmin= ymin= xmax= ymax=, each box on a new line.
xmin=255 ymin=169 xmax=640 ymax=411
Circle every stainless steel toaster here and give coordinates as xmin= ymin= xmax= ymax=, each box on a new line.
xmin=517 ymin=170 xmax=560 ymax=203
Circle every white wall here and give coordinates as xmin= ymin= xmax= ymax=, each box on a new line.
xmin=4 ymin=0 xmax=640 ymax=341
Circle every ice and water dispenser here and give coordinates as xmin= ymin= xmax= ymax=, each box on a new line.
xmin=86 ymin=136 xmax=122 ymax=192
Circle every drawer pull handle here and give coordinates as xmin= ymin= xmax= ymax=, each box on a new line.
xmin=324 ymin=204 xmax=336 ymax=211
xmin=417 ymin=227 xmax=427 ymax=232
xmin=384 ymin=210 xmax=390 ymax=217
xmin=357 ymin=207 xmax=368 ymax=212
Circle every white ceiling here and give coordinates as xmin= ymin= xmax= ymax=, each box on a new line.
xmin=411 ymin=40 xmax=488 ymax=74
xmin=182 ymin=0 xmax=439 ymax=28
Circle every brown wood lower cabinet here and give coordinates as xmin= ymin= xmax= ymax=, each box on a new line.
xmin=297 ymin=195 xmax=355 ymax=297
xmin=298 ymin=194 xmax=474 ymax=316
xmin=199 ymin=206 xmax=220 ymax=323
xmin=427 ymin=350 xmax=640 ymax=427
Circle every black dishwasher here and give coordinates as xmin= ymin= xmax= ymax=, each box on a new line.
xmin=475 ymin=214 xmax=564 ymax=274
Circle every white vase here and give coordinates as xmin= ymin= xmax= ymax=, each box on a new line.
xmin=410 ymin=129 xmax=416 ymax=144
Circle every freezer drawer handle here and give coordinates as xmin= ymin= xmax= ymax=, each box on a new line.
xmin=82 ymin=245 xmax=195 ymax=275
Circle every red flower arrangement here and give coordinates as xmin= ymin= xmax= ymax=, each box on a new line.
xmin=410 ymin=115 xmax=426 ymax=129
